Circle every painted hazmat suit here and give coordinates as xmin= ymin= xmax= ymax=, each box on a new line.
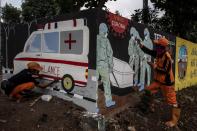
xmin=128 ymin=27 xmax=142 ymax=86
xmin=97 ymin=23 xmax=115 ymax=108
xmin=139 ymin=28 xmax=153 ymax=90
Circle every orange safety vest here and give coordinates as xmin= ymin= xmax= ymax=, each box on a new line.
xmin=154 ymin=52 xmax=175 ymax=85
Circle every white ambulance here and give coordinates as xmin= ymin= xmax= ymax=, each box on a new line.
xmin=14 ymin=19 xmax=89 ymax=92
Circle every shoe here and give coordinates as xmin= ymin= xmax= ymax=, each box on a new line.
xmin=95 ymin=108 xmax=99 ymax=113
xmin=134 ymin=80 xmax=138 ymax=86
xmin=105 ymin=100 xmax=116 ymax=108
xmin=0 ymin=86 xmax=5 ymax=94
xmin=165 ymin=107 xmax=181 ymax=127
xmin=139 ymin=90 xmax=154 ymax=113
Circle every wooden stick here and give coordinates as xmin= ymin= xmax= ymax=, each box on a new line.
xmin=29 ymin=96 xmax=41 ymax=107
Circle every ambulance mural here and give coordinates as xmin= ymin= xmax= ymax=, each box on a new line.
xmin=14 ymin=19 xmax=90 ymax=92
xmin=13 ymin=17 xmax=99 ymax=112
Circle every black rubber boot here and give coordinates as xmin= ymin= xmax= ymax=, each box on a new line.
xmin=138 ymin=90 xmax=154 ymax=113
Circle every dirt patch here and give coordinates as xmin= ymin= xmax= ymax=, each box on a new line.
xmin=106 ymin=86 xmax=197 ymax=131
xmin=0 ymin=93 xmax=85 ymax=131
xmin=97 ymin=88 xmax=140 ymax=118
xmin=0 ymin=86 xmax=197 ymax=131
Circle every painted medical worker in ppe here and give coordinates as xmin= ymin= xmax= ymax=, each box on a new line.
xmin=128 ymin=27 xmax=142 ymax=86
xmin=97 ymin=23 xmax=115 ymax=108
xmin=139 ymin=28 xmax=153 ymax=90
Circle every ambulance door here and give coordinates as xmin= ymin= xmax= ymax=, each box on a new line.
xmin=23 ymin=32 xmax=42 ymax=58
xmin=40 ymin=31 xmax=60 ymax=78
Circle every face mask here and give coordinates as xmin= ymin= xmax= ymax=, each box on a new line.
xmin=30 ymin=69 xmax=39 ymax=75
xmin=156 ymin=45 xmax=165 ymax=56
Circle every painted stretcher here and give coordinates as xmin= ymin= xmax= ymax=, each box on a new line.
xmin=110 ymin=57 xmax=134 ymax=88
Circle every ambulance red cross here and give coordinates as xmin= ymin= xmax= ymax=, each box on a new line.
xmin=14 ymin=19 xmax=89 ymax=92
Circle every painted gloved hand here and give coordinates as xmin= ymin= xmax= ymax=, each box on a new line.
xmin=136 ymin=39 xmax=143 ymax=48
xmin=109 ymin=67 xmax=113 ymax=73
xmin=146 ymin=56 xmax=151 ymax=62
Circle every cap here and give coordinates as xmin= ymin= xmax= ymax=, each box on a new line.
xmin=153 ymin=37 xmax=169 ymax=47
xmin=27 ymin=62 xmax=43 ymax=71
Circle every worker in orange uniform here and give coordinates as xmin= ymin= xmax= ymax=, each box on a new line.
xmin=1 ymin=62 xmax=57 ymax=102
xmin=137 ymin=37 xmax=181 ymax=127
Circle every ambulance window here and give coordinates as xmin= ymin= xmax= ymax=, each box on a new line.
xmin=43 ymin=32 xmax=59 ymax=53
xmin=60 ymin=30 xmax=83 ymax=54
xmin=26 ymin=34 xmax=41 ymax=52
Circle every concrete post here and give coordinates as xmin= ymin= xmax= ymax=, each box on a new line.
xmin=82 ymin=112 xmax=106 ymax=131
xmin=0 ymin=0 xmax=2 ymax=83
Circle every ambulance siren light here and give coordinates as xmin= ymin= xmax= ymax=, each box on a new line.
xmin=44 ymin=19 xmax=85 ymax=30
xmin=36 ymin=24 xmax=44 ymax=31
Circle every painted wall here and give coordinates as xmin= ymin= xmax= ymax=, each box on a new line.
xmin=175 ymin=37 xmax=197 ymax=90
xmin=96 ymin=10 xmax=176 ymax=115
xmin=4 ymin=9 xmax=197 ymax=114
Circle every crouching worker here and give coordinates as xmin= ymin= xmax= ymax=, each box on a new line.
xmin=1 ymin=62 xmax=56 ymax=102
xmin=137 ymin=37 xmax=181 ymax=127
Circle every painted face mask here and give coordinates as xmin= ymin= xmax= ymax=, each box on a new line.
xmin=156 ymin=45 xmax=165 ymax=56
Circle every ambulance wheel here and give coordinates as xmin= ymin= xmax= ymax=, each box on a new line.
xmin=61 ymin=74 xmax=75 ymax=92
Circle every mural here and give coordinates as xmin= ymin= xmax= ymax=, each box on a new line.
xmin=178 ymin=45 xmax=187 ymax=79
xmin=3 ymin=9 xmax=189 ymax=115
xmin=175 ymin=37 xmax=197 ymax=90
xmin=97 ymin=10 xmax=176 ymax=115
